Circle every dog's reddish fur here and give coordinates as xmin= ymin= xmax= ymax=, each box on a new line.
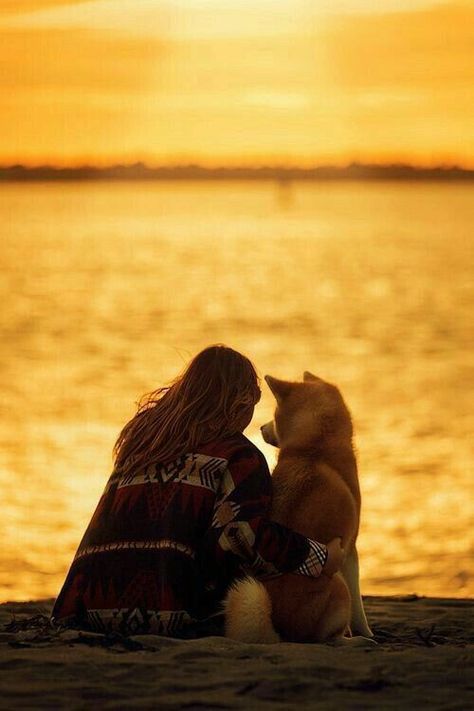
xmin=225 ymin=371 xmax=371 ymax=644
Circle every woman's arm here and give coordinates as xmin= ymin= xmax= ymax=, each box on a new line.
xmin=206 ymin=443 xmax=340 ymax=579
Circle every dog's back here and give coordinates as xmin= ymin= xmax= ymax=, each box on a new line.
xmin=265 ymin=451 xmax=360 ymax=641
xmin=272 ymin=455 xmax=359 ymax=546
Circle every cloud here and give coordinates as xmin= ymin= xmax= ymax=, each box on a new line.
xmin=0 ymin=0 xmax=94 ymax=15
xmin=0 ymin=27 xmax=164 ymax=93
xmin=322 ymin=3 xmax=474 ymax=92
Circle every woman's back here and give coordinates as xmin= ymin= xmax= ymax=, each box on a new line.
xmin=52 ymin=432 xmax=253 ymax=636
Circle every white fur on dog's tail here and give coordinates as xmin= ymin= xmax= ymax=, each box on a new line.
xmin=223 ymin=577 xmax=280 ymax=644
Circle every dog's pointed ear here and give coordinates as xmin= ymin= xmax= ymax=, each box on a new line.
xmin=265 ymin=375 xmax=292 ymax=402
xmin=303 ymin=371 xmax=318 ymax=382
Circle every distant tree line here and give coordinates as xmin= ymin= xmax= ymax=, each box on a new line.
xmin=1 ymin=162 xmax=473 ymax=182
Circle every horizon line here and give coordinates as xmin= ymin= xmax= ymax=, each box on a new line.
xmin=1 ymin=161 xmax=474 ymax=183
xmin=1 ymin=160 xmax=473 ymax=170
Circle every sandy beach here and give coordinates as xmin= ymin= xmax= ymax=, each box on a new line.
xmin=0 ymin=595 xmax=472 ymax=710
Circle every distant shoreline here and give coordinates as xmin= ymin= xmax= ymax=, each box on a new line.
xmin=1 ymin=163 xmax=474 ymax=182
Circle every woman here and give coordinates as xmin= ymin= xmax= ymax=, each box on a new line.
xmin=52 ymin=345 xmax=344 ymax=637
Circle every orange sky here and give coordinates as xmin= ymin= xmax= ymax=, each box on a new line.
xmin=1 ymin=0 xmax=473 ymax=166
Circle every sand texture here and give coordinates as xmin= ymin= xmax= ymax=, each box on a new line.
xmin=0 ymin=595 xmax=472 ymax=710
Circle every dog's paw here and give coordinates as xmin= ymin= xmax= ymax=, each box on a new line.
xmin=352 ymin=626 xmax=374 ymax=639
xmin=330 ymin=635 xmax=378 ymax=647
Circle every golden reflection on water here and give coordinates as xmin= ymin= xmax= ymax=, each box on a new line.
xmin=1 ymin=181 xmax=473 ymax=601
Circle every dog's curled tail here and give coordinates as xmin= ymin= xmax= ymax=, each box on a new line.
xmin=223 ymin=577 xmax=280 ymax=644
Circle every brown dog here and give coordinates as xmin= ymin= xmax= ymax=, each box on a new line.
xmin=225 ymin=372 xmax=373 ymax=644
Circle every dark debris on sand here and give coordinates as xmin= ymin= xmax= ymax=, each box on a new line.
xmin=0 ymin=595 xmax=472 ymax=710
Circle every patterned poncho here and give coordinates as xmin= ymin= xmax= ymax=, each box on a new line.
xmin=52 ymin=432 xmax=327 ymax=636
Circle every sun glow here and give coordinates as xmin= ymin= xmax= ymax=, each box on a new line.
xmin=1 ymin=0 xmax=473 ymax=166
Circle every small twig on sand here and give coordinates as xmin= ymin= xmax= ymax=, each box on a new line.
xmin=416 ymin=624 xmax=437 ymax=647
xmin=5 ymin=614 xmax=54 ymax=634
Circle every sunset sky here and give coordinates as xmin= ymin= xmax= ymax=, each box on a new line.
xmin=1 ymin=0 xmax=473 ymax=166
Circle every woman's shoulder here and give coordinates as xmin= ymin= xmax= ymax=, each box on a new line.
xmin=196 ymin=432 xmax=266 ymax=463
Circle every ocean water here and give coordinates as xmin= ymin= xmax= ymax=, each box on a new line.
xmin=0 ymin=180 xmax=472 ymax=602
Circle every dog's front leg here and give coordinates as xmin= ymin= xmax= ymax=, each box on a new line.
xmin=341 ymin=545 xmax=373 ymax=638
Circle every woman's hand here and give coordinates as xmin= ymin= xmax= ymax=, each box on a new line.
xmin=323 ymin=537 xmax=345 ymax=577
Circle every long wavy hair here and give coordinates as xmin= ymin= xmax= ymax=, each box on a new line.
xmin=113 ymin=345 xmax=261 ymax=474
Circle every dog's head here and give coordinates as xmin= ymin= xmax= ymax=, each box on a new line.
xmin=261 ymin=371 xmax=353 ymax=450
